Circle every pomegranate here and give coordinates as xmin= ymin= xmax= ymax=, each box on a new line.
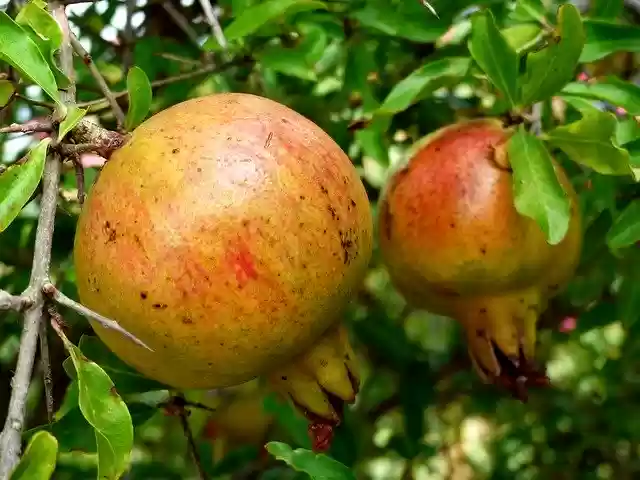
xmin=378 ymin=118 xmax=582 ymax=399
xmin=73 ymin=92 xmax=373 ymax=447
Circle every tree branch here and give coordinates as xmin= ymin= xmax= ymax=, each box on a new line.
xmin=0 ymin=290 xmax=31 ymax=311
xmin=70 ymin=33 xmax=126 ymax=129
xmin=42 ymin=283 xmax=152 ymax=350
xmin=198 ymin=0 xmax=227 ymax=50
xmin=0 ymin=121 xmax=53 ymax=135
xmin=161 ymin=1 xmax=202 ymax=48
xmin=76 ymin=57 xmax=251 ymax=110
xmin=0 ymin=3 xmax=75 ymax=476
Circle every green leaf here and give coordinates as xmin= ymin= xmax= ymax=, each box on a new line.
xmin=501 ymin=24 xmax=543 ymax=53
xmin=9 ymin=431 xmax=58 ymax=480
xmin=258 ymin=45 xmax=317 ymax=81
xmin=591 ymin=0 xmax=624 ymax=20
xmin=0 ymin=138 xmax=50 ymax=232
xmin=467 ymin=10 xmax=519 ymax=107
xmin=0 ymin=79 xmax=15 ymax=106
xmin=125 ymin=66 xmax=152 ymax=131
xmin=520 ymin=4 xmax=585 ymax=105
xmin=508 ymin=125 xmax=571 ymax=245
xmin=57 ymin=332 xmax=133 ymax=480
xmin=77 ymin=335 xmax=168 ymax=394
xmin=377 ymin=57 xmax=471 ymax=115
xmin=266 ymin=442 xmax=356 ymax=480
xmin=224 ymin=0 xmax=327 ymax=42
xmin=15 ymin=0 xmax=69 ymax=88
xmin=622 ymin=137 xmax=640 ymax=179
xmin=606 ymin=199 xmax=640 ymax=251
xmin=512 ymin=0 xmax=548 ymax=25
xmin=562 ymin=77 xmax=640 ymax=115
xmin=581 ymin=19 xmax=640 ymax=63
xmin=545 ymin=110 xmax=632 ymax=176
xmin=58 ymin=106 xmax=87 ymax=141
xmin=0 ymin=11 xmax=60 ymax=104
xmin=350 ymin=4 xmax=446 ymax=43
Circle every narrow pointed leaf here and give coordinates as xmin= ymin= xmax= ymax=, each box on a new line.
xmin=125 ymin=66 xmax=152 ymax=131
xmin=606 ymin=199 xmax=640 ymax=251
xmin=468 ymin=10 xmax=519 ymax=107
xmin=0 ymin=11 xmax=60 ymax=104
xmin=0 ymin=138 xmax=50 ymax=232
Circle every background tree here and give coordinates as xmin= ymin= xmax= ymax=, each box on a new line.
xmin=1 ymin=0 xmax=640 ymax=479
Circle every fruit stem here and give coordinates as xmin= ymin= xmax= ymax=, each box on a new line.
xmin=70 ymin=118 xmax=130 ymax=159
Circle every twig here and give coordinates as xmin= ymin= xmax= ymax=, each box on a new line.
xmin=70 ymin=33 xmax=126 ymax=129
xmin=198 ymin=0 xmax=227 ymax=50
xmin=39 ymin=314 xmax=54 ymax=423
xmin=0 ymin=3 xmax=75 ymax=476
xmin=42 ymin=283 xmax=152 ymax=350
xmin=73 ymin=156 xmax=85 ymax=204
xmin=161 ymin=1 xmax=202 ymax=48
xmin=15 ymin=93 xmax=55 ymax=110
xmin=529 ymin=102 xmax=543 ymax=135
xmin=0 ymin=121 xmax=53 ymax=134
xmin=176 ymin=396 xmax=208 ymax=480
xmin=58 ymin=143 xmax=99 ymax=156
xmin=0 ymin=290 xmax=31 ymax=311
xmin=122 ymin=0 xmax=135 ymax=71
xmin=77 ymin=58 xmax=250 ymax=110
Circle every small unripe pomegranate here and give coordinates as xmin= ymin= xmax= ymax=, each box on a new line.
xmin=378 ymin=119 xmax=582 ymax=399
xmin=73 ymin=93 xmax=373 ymax=448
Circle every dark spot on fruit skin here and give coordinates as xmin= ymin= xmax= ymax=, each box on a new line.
xmin=450 ymin=223 xmax=456 ymax=229
xmin=242 ymin=219 xmax=250 ymax=227
xmin=479 ymin=308 xmax=487 ymax=314
xmin=152 ymin=303 xmax=168 ymax=309
xmin=103 ymin=221 xmax=117 ymax=243
xmin=480 ymin=247 xmax=487 ymax=255
xmin=219 ymin=342 xmax=225 ymax=347
xmin=196 ymin=167 xmax=202 ymax=173
xmin=319 ymin=184 xmax=328 ymax=195
xmin=299 ymin=195 xmax=306 ymax=200
xmin=339 ymin=228 xmax=357 ymax=264
xmin=320 ymin=359 xmax=328 ymax=368
xmin=327 ymin=206 xmax=338 ymax=220
xmin=182 ymin=317 xmax=193 ymax=324
xmin=476 ymin=328 xmax=486 ymax=337
xmin=281 ymin=376 xmax=288 ymax=381
xmin=350 ymin=199 xmax=356 ymax=208
xmin=264 ymin=132 xmax=273 ymax=148
xmin=172 ymin=148 xmax=180 ymax=154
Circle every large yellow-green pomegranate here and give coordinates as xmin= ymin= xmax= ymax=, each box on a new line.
xmin=378 ymin=119 xmax=582 ymax=397
xmin=74 ymin=93 xmax=373 ymax=437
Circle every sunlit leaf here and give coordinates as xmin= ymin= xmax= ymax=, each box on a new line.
xmin=0 ymin=11 xmax=60 ymax=104
xmin=125 ymin=66 xmax=152 ymax=131
xmin=9 ymin=431 xmax=58 ymax=480
xmin=0 ymin=138 xmax=50 ymax=232
xmin=545 ymin=110 xmax=632 ymax=176
xmin=55 ymin=329 xmax=133 ymax=480
xmin=58 ymin=106 xmax=86 ymax=141
xmin=508 ymin=125 xmax=571 ymax=244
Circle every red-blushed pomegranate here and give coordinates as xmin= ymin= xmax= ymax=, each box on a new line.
xmin=378 ymin=119 xmax=582 ymax=399
xmin=73 ymin=92 xmax=373 ymax=448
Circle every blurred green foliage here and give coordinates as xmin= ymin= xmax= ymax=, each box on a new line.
xmin=2 ymin=0 xmax=640 ymax=478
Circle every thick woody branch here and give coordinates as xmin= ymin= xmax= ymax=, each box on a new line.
xmin=0 ymin=121 xmax=53 ymax=135
xmin=0 ymin=290 xmax=31 ymax=312
xmin=0 ymin=2 xmax=76 ymax=476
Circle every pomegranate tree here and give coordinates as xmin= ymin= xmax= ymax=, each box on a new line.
xmin=73 ymin=92 xmax=373 ymax=449
xmin=378 ymin=119 xmax=582 ymax=399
